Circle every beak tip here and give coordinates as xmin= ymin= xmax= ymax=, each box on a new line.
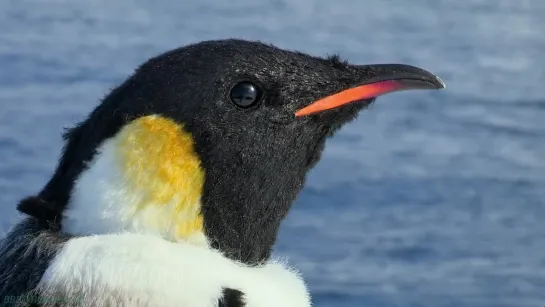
xmin=435 ymin=77 xmax=447 ymax=89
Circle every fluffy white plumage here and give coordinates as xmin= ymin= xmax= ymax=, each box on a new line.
xmin=38 ymin=232 xmax=311 ymax=307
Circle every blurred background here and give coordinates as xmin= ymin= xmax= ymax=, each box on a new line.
xmin=0 ymin=0 xmax=544 ymax=306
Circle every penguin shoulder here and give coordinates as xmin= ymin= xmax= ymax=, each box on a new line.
xmin=37 ymin=232 xmax=311 ymax=307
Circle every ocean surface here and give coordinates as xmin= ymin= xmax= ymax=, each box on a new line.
xmin=1 ymin=0 xmax=544 ymax=306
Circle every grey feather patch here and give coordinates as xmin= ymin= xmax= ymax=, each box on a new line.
xmin=0 ymin=218 xmax=70 ymax=306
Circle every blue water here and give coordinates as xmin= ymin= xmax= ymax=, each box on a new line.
xmin=1 ymin=1 xmax=544 ymax=306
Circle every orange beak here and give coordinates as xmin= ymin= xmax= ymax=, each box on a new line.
xmin=295 ymin=64 xmax=445 ymax=117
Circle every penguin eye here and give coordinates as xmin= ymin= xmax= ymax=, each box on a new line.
xmin=229 ymin=81 xmax=263 ymax=108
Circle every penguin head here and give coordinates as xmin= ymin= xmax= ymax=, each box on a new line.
xmin=18 ymin=39 xmax=444 ymax=264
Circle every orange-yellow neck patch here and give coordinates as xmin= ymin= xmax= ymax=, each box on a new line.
xmin=115 ymin=115 xmax=205 ymax=243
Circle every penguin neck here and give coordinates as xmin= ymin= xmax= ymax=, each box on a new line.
xmin=200 ymin=156 xmax=308 ymax=265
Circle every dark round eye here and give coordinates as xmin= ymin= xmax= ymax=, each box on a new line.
xmin=229 ymin=81 xmax=262 ymax=108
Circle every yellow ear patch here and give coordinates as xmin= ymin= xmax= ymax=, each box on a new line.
xmin=115 ymin=115 xmax=205 ymax=242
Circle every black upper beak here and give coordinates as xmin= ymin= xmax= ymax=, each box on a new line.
xmin=356 ymin=64 xmax=446 ymax=89
xmin=295 ymin=64 xmax=445 ymax=117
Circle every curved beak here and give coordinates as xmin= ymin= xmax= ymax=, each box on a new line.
xmin=295 ymin=64 xmax=446 ymax=117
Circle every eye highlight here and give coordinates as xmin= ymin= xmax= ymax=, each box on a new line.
xmin=229 ymin=81 xmax=263 ymax=108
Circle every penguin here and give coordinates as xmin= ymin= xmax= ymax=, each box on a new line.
xmin=0 ymin=39 xmax=445 ymax=307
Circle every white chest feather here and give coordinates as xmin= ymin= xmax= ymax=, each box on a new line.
xmin=38 ymin=233 xmax=311 ymax=307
